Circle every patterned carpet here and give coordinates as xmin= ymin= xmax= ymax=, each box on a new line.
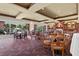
xmin=5 ymin=39 xmax=52 ymax=56
xmin=0 ymin=35 xmax=51 ymax=56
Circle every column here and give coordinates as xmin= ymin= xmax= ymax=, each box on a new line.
xmin=29 ymin=21 xmax=35 ymax=32
xmin=45 ymin=24 xmax=48 ymax=32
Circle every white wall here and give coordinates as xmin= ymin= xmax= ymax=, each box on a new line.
xmin=0 ymin=16 xmax=38 ymax=25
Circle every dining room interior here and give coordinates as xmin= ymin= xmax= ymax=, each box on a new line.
xmin=0 ymin=3 xmax=78 ymax=56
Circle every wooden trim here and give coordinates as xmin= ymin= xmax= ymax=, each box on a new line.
xmin=44 ymin=18 xmax=78 ymax=23
xmin=23 ymin=18 xmax=48 ymax=22
xmin=39 ymin=19 xmax=48 ymax=22
xmin=0 ymin=13 xmax=15 ymax=18
xmin=58 ymin=18 xmax=78 ymax=21
xmin=53 ymin=13 xmax=78 ymax=19
xmin=22 ymin=18 xmax=40 ymax=22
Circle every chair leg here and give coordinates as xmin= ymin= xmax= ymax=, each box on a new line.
xmin=52 ymin=49 xmax=54 ymax=56
xmin=62 ymin=49 xmax=64 ymax=56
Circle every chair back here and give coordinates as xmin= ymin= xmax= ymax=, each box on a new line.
xmin=55 ymin=34 xmax=64 ymax=42
xmin=51 ymin=41 xmax=65 ymax=48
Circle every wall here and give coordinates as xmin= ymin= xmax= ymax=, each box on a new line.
xmin=0 ymin=16 xmax=38 ymax=25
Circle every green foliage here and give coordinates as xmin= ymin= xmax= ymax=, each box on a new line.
xmin=11 ymin=24 xmax=16 ymax=28
xmin=37 ymin=26 xmax=43 ymax=32
xmin=23 ymin=26 xmax=26 ymax=29
xmin=23 ymin=24 xmax=29 ymax=30
xmin=0 ymin=29 xmax=4 ymax=34
xmin=17 ymin=24 xmax=22 ymax=28
xmin=4 ymin=24 xmax=10 ymax=28
xmin=4 ymin=24 xmax=10 ymax=33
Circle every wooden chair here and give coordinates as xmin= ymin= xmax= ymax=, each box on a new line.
xmin=42 ymin=35 xmax=51 ymax=48
xmin=49 ymin=34 xmax=57 ymax=42
xmin=55 ymin=34 xmax=64 ymax=41
xmin=64 ymin=34 xmax=71 ymax=55
xmin=43 ymin=34 xmax=56 ymax=48
xmin=51 ymin=41 xmax=65 ymax=56
xmin=43 ymin=40 xmax=51 ymax=48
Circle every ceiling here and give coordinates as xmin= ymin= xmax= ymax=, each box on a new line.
xmin=37 ymin=3 xmax=77 ymax=18
xmin=0 ymin=3 xmax=78 ymax=23
xmin=15 ymin=3 xmax=33 ymax=9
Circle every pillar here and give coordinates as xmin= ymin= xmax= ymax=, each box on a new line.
xmin=45 ymin=24 xmax=48 ymax=32
xmin=29 ymin=21 xmax=35 ymax=32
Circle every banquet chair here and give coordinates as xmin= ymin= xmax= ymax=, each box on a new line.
xmin=51 ymin=41 xmax=65 ymax=56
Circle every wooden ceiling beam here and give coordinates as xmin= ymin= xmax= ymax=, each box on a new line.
xmin=15 ymin=3 xmax=33 ymax=9
xmin=22 ymin=18 xmax=40 ymax=22
xmin=58 ymin=18 xmax=78 ymax=21
xmin=53 ymin=13 xmax=78 ymax=19
xmin=0 ymin=13 xmax=15 ymax=18
xmin=23 ymin=18 xmax=49 ymax=22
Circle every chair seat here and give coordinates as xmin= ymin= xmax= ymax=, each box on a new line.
xmin=43 ymin=40 xmax=51 ymax=48
xmin=52 ymin=47 xmax=63 ymax=49
xmin=44 ymin=40 xmax=51 ymax=43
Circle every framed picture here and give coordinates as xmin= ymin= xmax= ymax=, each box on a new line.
xmin=67 ymin=22 xmax=76 ymax=30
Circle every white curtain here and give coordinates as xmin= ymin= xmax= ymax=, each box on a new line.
xmin=70 ymin=33 xmax=79 ymax=56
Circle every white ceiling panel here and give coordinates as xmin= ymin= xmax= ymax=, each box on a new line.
xmin=0 ymin=3 xmax=20 ymax=16
xmin=46 ymin=3 xmax=77 ymax=17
